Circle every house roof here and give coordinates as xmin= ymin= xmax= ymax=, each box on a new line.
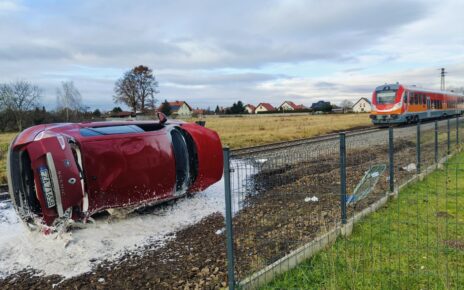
xmin=352 ymin=97 xmax=371 ymax=108
xmin=164 ymin=101 xmax=193 ymax=112
xmin=257 ymin=102 xmax=275 ymax=111
xmin=245 ymin=104 xmax=256 ymax=113
xmin=279 ymin=100 xmax=303 ymax=110
xmin=193 ymin=109 xmax=205 ymax=114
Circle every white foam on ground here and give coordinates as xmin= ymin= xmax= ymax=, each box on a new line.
xmin=0 ymin=180 xmax=224 ymax=279
xmin=0 ymin=159 xmax=256 ymax=279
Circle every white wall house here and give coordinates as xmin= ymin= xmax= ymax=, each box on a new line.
xmin=245 ymin=104 xmax=256 ymax=114
xmin=168 ymin=101 xmax=193 ymax=117
xmin=278 ymin=101 xmax=304 ymax=111
xmin=254 ymin=103 xmax=275 ymax=114
xmin=352 ymin=97 xmax=372 ymax=113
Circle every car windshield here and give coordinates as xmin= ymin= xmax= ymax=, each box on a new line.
xmin=376 ymin=91 xmax=397 ymax=104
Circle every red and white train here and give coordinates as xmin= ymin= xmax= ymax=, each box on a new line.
xmin=370 ymin=83 xmax=464 ymax=125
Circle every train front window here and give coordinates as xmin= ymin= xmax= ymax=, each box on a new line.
xmin=376 ymin=91 xmax=397 ymax=104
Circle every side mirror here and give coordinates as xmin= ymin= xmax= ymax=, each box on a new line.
xmin=157 ymin=112 xmax=167 ymax=124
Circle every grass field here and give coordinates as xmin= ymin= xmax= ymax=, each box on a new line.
xmin=191 ymin=114 xmax=372 ymax=148
xmin=265 ymin=153 xmax=464 ymax=289
xmin=0 ymin=132 xmax=17 ymax=184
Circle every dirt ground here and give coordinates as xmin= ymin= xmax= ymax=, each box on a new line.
xmin=0 ymin=137 xmax=438 ymax=289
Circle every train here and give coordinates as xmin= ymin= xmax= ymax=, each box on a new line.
xmin=370 ymin=83 xmax=464 ymax=125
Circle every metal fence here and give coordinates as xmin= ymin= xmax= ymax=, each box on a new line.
xmin=222 ymin=118 xmax=463 ymax=289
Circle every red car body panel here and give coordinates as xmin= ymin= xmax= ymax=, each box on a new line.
xmin=7 ymin=120 xmax=223 ymax=227
xmin=81 ymin=131 xmax=176 ymax=212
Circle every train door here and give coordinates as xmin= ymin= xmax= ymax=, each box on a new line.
xmin=404 ymin=92 xmax=409 ymax=112
xmin=426 ymin=96 xmax=431 ymax=118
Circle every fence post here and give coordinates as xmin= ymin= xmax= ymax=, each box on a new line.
xmin=456 ymin=115 xmax=459 ymax=145
xmin=416 ymin=121 xmax=421 ymax=174
xmin=435 ymin=120 xmax=439 ymax=163
xmin=223 ymin=148 xmax=235 ymax=290
xmin=339 ymin=133 xmax=347 ymax=225
xmin=447 ymin=118 xmax=451 ymax=154
xmin=388 ymin=126 xmax=394 ymax=192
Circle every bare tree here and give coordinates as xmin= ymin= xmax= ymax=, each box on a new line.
xmin=340 ymin=99 xmax=354 ymax=108
xmin=56 ymin=81 xmax=83 ymax=121
xmin=340 ymin=99 xmax=354 ymax=111
xmin=0 ymin=81 xmax=41 ymax=131
xmin=113 ymin=65 xmax=159 ymax=113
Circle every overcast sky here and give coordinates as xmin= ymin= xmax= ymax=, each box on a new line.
xmin=0 ymin=0 xmax=463 ymax=110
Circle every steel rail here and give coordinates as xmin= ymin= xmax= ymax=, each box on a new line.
xmin=230 ymin=126 xmax=383 ymax=157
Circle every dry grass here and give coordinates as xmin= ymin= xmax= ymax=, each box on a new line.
xmin=0 ymin=132 xmax=17 ymax=184
xmin=188 ymin=114 xmax=372 ymax=148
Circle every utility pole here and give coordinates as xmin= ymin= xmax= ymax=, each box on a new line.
xmin=440 ymin=68 xmax=446 ymax=91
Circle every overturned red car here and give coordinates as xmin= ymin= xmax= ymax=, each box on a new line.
xmin=7 ymin=115 xmax=223 ymax=229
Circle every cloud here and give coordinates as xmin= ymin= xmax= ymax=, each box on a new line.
xmin=0 ymin=0 xmax=23 ymax=12
xmin=0 ymin=0 xmax=462 ymax=110
xmin=0 ymin=0 xmax=428 ymax=69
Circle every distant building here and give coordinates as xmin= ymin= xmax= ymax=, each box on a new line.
xmin=352 ymin=97 xmax=372 ymax=113
xmin=255 ymin=103 xmax=276 ymax=114
xmin=163 ymin=101 xmax=193 ymax=117
xmin=108 ymin=111 xmax=135 ymax=118
xmin=278 ymin=101 xmax=305 ymax=111
xmin=311 ymin=101 xmax=332 ymax=112
xmin=244 ymin=104 xmax=256 ymax=114
xmin=193 ymin=108 xmax=205 ymax=116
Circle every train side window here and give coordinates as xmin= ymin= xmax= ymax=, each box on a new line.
xmin=415 ymin=94 xmax=419 ymax=105
xmin=422 ymin=95 xmax=426 ymax=105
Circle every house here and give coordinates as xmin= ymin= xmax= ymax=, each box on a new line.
xmin=193 ymin=108 xmax=205 ymax=115
xmin=108 ymin=111 xmax=135 ymax=118
xmin=161 ymin=101 xmax=193 ymax=117
xmin=255 ymin=103 xmax=276 ymax=114
xmin=311 ymin=101 xmax=332 ymax=112
xmin=244 ymin=104 xmax=256 ymax=114
xmin=278 ymin=101 xmax=306 ymax=111
xmin=352 ymin=97 xmax=372 ymax=113
xmin=331 ymin=105 xmax=344 ymax=114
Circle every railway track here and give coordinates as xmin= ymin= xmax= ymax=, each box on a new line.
xmin=230 ymin=126 xmax=383 ymax=157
